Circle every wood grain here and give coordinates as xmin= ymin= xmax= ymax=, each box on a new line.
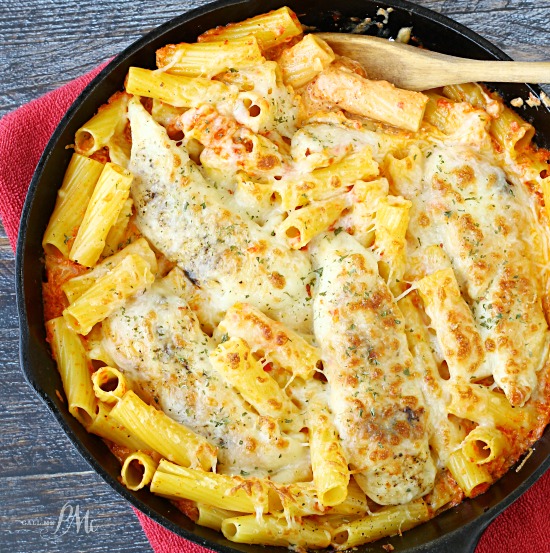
xmin=2 ymin=470 xmax=150 ymax=552
xmin=0 ymin=1 xmax=548 ymax=552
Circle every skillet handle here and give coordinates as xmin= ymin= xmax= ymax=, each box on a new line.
xmin=436 ymin=521 xmax=488 ymax=553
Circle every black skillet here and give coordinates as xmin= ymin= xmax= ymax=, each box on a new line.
xmin=15 ymin=1 xmax=550 ymax=552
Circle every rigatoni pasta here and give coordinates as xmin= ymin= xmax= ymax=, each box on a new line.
xmin=209 ymin=337 xmax=297 ymax=422
xmin=151 ymin=460 xmax=270 ymax=513
xmin=278 ymin=34 xmax=335 ymax=89
xmin=110 ymin=392 xmax=218 ymax=471
xmin=308 ymin=402 xmax=349 ymax=507
xmin=307 ymin=66 xmax=429 ymax=131
xmin=121 ymin=452 xmax=159 ymax=491
xmin=197 ymin=7 xmax=302 ymax=50
xmin=156 ymin=36 xmax=263 ymax=78
xmin=222 ymin=515 xmax=332 ymax=548
xmin=75 ymin=93 xmax=130 ymax=156
xmin=85 ymin=401 xmax=149 ymax=451
xmin=91 ymin=366 xmax=127 ymax=404
xmin=63 ymin=253 xmax=154 ymax=335
xmin=62 ymin=237 xmax=157 ymax=303
xmin=42 ymin=6 xmax=550 ymax=552
xmin=69 ymin=162 xmax=133 ymax=267
xmin=46 ymin=316 xmax=96 ymax=426
xmin=42 ymin=153 xmax=104 ymax=256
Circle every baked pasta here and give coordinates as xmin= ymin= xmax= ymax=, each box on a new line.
xmin=42 ymin=6 xmax=550 ymax=550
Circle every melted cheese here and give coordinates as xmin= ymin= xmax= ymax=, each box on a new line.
xmin=407 ymin=145 xmax=549 ymax=405
xmin=103 ymin=271 xmax=310 ymax=480
xmin=128 ymin=98 xmax=313 ymax=333
xmin=311 ymin=232 xmax=435 ymax=505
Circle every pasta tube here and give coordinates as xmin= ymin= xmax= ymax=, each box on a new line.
xmin=278 ymin=34 xmax=335 ymax=89
xmin=62 ymin=237 xmax=157 ymax=304
xmin=374 ymin=195 xmax=411 ymax=282
xmin=84 ymin=325 xmax=116 ymax=366
xmin=442 ymin=83 xmax=533 ymax=153
xmin=397 ymin=293 xmax=465 ymax=464
xmin=462 ymin=426 xmax=508 ymax=465
xmin=277 ymin=148 xmax=379 ymax=209
xmin=46 ymin=316 xmax=96 ymax=426
xmin=156 ymin=36 xmax=263 ymax=78
xmin=121 ymin=451 xmax=158 ymax=491
xmin=332 ymin=501 xmax=430 ymax=549
xmin=329 ymin=479 xmax=369 ymax=515
xmin=447 ymin=449 xmax=491 ymax=497
xmin=222 ymin=515 xmax=331 ymax=548
xmin=215 ymin=302 xmax=321 ymax=380
xmin=335 ymin=178 xmax=389 ymax=248
xmin=267 ymin=480 xmax=367 ymax=518
xmin=109 ymin=392 xmax=217 ymax=471
xmin=102 ymin=197 xmax=133 ymax=257
xmin=382 ymin=145 xmax=424 ymax=198
xmin=125 ymin=67 xmax=235 ymax=108
xmin=86 ymin=401 xmax=148 ymax=451
xmin=91 ymin=366 xmax=127 ymax=404
xmin=63 ymin=253 xmax=154 ymax=335
xmin=197 ymin=504 xmax=242 ymax=531
xmin=150 ymin=99 xmax=187 ymax=130
xmin=442 ymin=82 xmax=493 ymax=110
xmin=107 ymin=133 xmax=132 ymax=169
xmin=69 ymin=162 xmax=133 ymax=267
xmin=42 ymin=153 xmax=104 ymax=257
xmin=490 ymin=105 xmax=535 ymax=155
xmin=309 ymin=67 xmax=429 ymax=132
xmin=308 ymin=402 xmax=349 ymax=507
xmin=151 ymin=460 xmax=270 ymax=513
xmin=75 ymin=93 xmax=129 ymax=156
xmin=277 ymin=196 xmax=348 ymax=249
xmin=423 ymin=92 xmax=466 ymax=134
xmin=448 ymin=382 xmax=531 ymax=429
xmin=209 ymin=337 xmax=297 ymax=422
xmin=198 ymin=7 xmax=303 ymax=51
xmin=416 ymin=268 xmax=484 ymax=379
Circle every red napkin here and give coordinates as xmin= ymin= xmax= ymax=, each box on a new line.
xmin=1 ymin=65 xmax=549 ymax=553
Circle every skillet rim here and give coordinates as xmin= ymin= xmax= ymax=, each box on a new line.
xmin=15 ymin=1 xmax=550 ymax=552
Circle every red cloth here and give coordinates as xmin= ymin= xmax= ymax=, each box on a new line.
xmin=1 ymin=65 xmax=549 ymax=553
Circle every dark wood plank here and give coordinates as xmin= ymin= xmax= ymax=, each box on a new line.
xmin=420 ymin=0 xmax=550 ymax=63
xmin=0 ymin=0 xmax=212 ymax=116
xmin=0 ymin=227 xmax=152 ymax=547
xmin=0 ymin=1 xmax=549 ymax=552
xmin=1 ymin=471 xmax=151 ymax=553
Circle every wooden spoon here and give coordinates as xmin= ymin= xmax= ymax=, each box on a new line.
xmin=315 ymin=33 xmax=550 ymax=91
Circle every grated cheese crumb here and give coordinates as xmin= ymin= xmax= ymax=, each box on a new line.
xmin=526 ymin=92 xmax=541 ymax=108
xmin=377 ymin=7 xmax=393 ymax=25
xmin=510 ymin=97 xmax=524 ymax=108
xmin=396 ymin=27 xmax=412 ymax=44
xmin=350 ymin=17 xmax=372 ymax=34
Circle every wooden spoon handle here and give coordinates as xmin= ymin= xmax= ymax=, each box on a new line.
xmin=316 ymin=33 xmax=550 ymax=90
xmin=441 ymin=60 xmax=550 ymax=85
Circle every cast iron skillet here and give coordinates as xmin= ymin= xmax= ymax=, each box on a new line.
xmin=15 ymin=1 xmax=550 ymax=552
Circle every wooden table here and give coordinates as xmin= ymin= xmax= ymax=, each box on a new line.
xmin=0 ymin=1 xmax=548 ymax=551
